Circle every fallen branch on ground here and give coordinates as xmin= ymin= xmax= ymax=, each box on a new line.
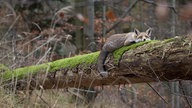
xmin=1 ymin=37 xmax=192 ymax=90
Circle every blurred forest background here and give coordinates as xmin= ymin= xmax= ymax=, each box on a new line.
xmin=0 ymin=0 xmax=192 ymax=107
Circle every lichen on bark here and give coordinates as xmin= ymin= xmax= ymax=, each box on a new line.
xmin=1 ymin=37 xmax=179 ymax=83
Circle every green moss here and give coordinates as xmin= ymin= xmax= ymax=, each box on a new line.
xmin=49 ymin=52 xmax=100 ymax=71
xmin=1 ymin=38 xmax=177 ymax=82
xmin=113 ymin=40 xmax=159 ymax=63
xmin=0 ymin=64 xmax=10 ymax=72
xmin=1 ymin=52 xmax=100 ymax=81
xmin=112 ymin=38 xmax=178 ymax=64
xmin=1 ymin=63 xmax=50 ymax=81
xmin=162 ymin=38 xmax=176 ymax=43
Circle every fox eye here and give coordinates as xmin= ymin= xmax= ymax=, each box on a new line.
xmin=144 ymin=35 xmax=149 ymax=38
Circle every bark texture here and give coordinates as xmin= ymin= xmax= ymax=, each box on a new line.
xmin=5 ymin=37 xmax=192 ymax=90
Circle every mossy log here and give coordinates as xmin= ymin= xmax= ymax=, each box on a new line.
xmin=1 ymin=37 xmax=192 ymax=90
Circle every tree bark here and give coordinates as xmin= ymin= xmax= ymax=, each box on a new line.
xmin=3 ymin=37 xmax=192 ymax=90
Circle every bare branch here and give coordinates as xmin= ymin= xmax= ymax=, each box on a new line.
xmin=141 ymin=0 xmax=178 ymax=14
xmin=106 ymin=0 xmax=138 ymax=34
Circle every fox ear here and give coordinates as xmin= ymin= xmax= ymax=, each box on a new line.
xmin=134 ymin=28 xmax=140 ymax=36
xmin=146 ymin=28 xmax=152 ymax=36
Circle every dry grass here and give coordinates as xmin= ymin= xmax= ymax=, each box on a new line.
xmin=0 ymin=1 xmax=191 ymax=108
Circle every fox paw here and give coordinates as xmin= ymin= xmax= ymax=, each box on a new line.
xmin=100 ymin=71 xmax=108 ymax=77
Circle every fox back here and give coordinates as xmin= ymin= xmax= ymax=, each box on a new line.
xmin=103 ymin=28 xmax=152 ymax=52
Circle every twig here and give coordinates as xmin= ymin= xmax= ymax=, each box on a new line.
xmin=147 ymin=60 xmax=160 ymax=82
xmin=35 ymin=91 xmax=51 ymax=108
xmin=179 ymin=81 xmax=192 ymax=108
xmin=32 ymin=22 xmax=42 ymax=32
xmin=141 ymin=0 xmax=177 ymax=14
xmin=1 ymin=15 xmax=20 ymax=41
xmin=147 ymin=83 xmax=168 ymax=104
xmin=36 ymin=48 xmax=52 ymax=65
xmin=106 ymin=0 xmax=139 ymax=34
xmin=24 ymin=35 xmax=57 ymax=59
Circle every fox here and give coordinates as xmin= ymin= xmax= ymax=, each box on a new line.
xmin=97 ymin=28 xmax=152 ymax=77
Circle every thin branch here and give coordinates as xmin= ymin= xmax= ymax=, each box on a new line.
xmin=179 ymin=81 xmax=192 ymax=108
xmin=105 ymin=0 xmax=179 ymax=34
xmin=147 ymin=83 xmax=168 ymax=104
xmin=141 ymin=0 xmax=178 ymax=14
xmin=106 ymin=0 xmax=139 ymax=34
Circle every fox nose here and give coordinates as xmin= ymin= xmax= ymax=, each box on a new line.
xmin=143 ymin=39 xmax=146 ymax=41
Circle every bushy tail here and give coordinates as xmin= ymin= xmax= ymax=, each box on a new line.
xmin=97 ymin=50 xmax=109 ymax=77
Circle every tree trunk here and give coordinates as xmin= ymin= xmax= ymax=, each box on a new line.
xmin=86 ymin=0 xmax=95 ymax=51
xmin=2 ymin=37 xmax=192 ymax=90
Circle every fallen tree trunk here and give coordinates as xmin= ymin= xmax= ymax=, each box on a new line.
xmin=2 ymin=37 xmax=192 ymax=90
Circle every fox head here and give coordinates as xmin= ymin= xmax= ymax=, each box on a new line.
xmin=134 ymin=28 xmax=152 ymax=42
